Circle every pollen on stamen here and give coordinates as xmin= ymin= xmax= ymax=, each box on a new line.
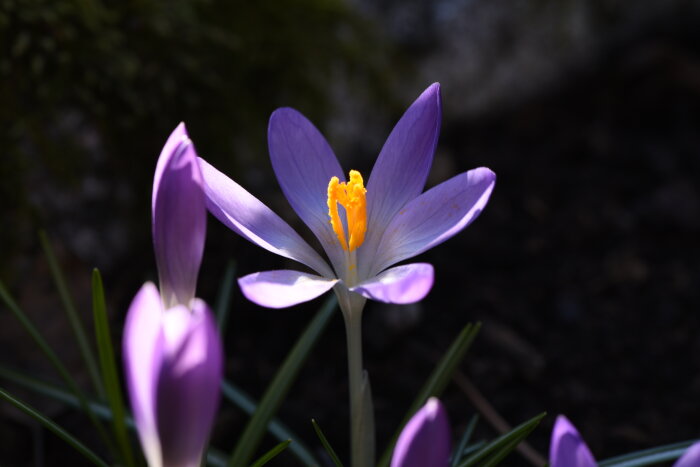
xmin=327 ymin=170 xmax=367 ymax=252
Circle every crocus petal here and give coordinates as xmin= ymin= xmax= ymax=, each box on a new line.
xmin=238 ymin=270 xmax=338 ymax=309
xmin=198 ymin=157 xmax=334 ymax=278
xmin=549 ymin=415 xmax=597 ymax=467
xmin=152 ymin=123 xmax=206 ymax=309
xmin=351 ymin=263 xmax=434 ymax=304
xmin=391 ymin=397 xmax=451 ymax=467
xmin=268 ymin=108 xmax=347 ymax=273
xmin=156 ymin=299 xmax=222 ymax=467
xmin=368 ymin=167 xmax=495 ymax=275
xmin=675 ymin=442 xmax=700 ymax=467
xmin=360 ymin=84 xmax=442 ymax=273
xmin=123 ymin=283 xmax=165 ymax=467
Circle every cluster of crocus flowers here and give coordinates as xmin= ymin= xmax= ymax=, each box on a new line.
xmin=550 ymin=415 xmax=700 ymax=467
xmin=123 ymin=124 xmax=223 ymax=467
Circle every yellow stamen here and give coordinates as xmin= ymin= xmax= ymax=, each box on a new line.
xmin=327 ymin=170 xmax=367 ymax=251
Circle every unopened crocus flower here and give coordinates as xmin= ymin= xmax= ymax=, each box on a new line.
xmin=391 ymin=398 xmax=451 ymax=467
xmin=550 ymin=415 xmax=700 ymax=467
xmin=123 ymin=124 xmax=223 ymax=467
xmin=198 ymin=83 xmax=496 ymax=311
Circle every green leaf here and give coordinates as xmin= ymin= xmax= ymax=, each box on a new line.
xmin=249 ymin=440 xmax=291 ymax=467
xmin=221 ymin=380 xmax=318 ymax=466
xmin=378 ymin=322 xmax=481 ymax=467
xmin=456 ymin=412 xmax=546 ymax=467
xmin=311 ymin=419 xmax=344 ymax=467
xmin=0 ymin=386 xmax=109 ymax=467
xmin=599 ymin=440 xmax=698 ymax=467
xmin=215 ymin=260 xmax=236 ymax=339
xmin=227 ymin=295 xmax=337 ymax=467
xmin=0 ymin=279 xmax=116 ymax=456
xmin=451 ymin=414 xmax=479 ymax=466
xmin=39 ymin=231 xmax=103 ymax=397
xmin=0 ymin=365 xmax=129 ymax=426
xmin=92 ymin=269 xmax=135 ymax=467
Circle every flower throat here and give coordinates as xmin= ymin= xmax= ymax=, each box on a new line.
xmin=327 ymin=170 xmax=367 ymax=252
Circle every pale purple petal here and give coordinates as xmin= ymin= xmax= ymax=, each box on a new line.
xmin=123 ymin=283 xmax=165 ymax=467
xmin=156 ymin=299 xmax=223 ymax=467
xmin=391 ymin=398 xmax=450 ymax=467
xmin=675 ymin=442 xmax=700 ymax=467
xmin=368 ymin=168 xmax=495 ymax=275
xmin=152 ymin=123 xmax=206 ymax=309
xmin=198 ymin=157 xmax=334 ymax=278
xmin=351 ymin=263 xmax=433 ymax=304
xmin=268 ymin=108 xmax=347 ymax=273
xmin=549 ymin=415 xmax=597 ymax=467
xmin=238 ymin=270 xmax=338 ymax=309
xmin=360 ymin=84 xmax=442 ymax=274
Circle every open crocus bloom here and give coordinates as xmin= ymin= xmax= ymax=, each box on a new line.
xmin=391 ymin=398 xmax=451 ymax=467
xmin=124 ymin=124 xmax=223 ymax=467
xmin=199 ymin=83 xmax=496 ymax=310
xmin=550 ymin=415 xmax=700 ymax=467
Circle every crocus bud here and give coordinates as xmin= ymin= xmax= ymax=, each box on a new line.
xmin=549 ymin=415 xmax=597 ymax=467
xmin=152 ymin=123 xmax=206 ymax=309
xmin=123 ymin=283 xmax=222 ymax=467
xmin=391 ymin=397 xmax=451 ymax=467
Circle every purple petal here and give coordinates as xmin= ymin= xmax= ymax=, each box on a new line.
xmin=156 ymin=299 xmax=223 ymax=467
xmin=360 ymin=84 xmax=442 ymax=273
xmin=368 ymin=168 xmax=495 ymax=275
xmin=549 ymin=415 xmax=597 ymax=467
xmin=391 ymin=397 xmax=451 ymax=467
xmin=351 ymin=263 xmax=433 ymax=304
xmin=675 ymin=442 xmax=700 ymax=467
xmin=268 ymin=108 xmax=347 ymax=272
xmin=199 ymin=157 xmax=334 ymax=278
xmin=123 ymin=283 xmax=165 ymax=467
xmin=152 ymin=123 xmax=206 ymax=309
xmin=238 ymin=270 xmax=338 ymax=308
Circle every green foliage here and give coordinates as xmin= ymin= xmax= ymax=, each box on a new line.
xmin=228 ymin=295 xmax=337 ymax=466
xmin=312 ymin=418 xmax=344 ymax=467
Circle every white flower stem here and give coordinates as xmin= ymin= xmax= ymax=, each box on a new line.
xmin=338 ymin=288 xmax=373 ymax=467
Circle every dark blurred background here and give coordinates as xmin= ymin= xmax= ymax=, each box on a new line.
xmin=2 ymin=0 xmax=700 ymax=465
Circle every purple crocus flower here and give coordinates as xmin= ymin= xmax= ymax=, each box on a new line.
xmin=391 ymin=398 xmax=451 ymax=467
xmin=550 ymin=415 xmax=700 ymax=467
xmin=198 ymin=83 xmax=496 ymax=310
xmin=123 ymin=124 xmax=223 ymax=467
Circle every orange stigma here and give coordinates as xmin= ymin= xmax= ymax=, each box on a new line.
xmin=327 ymin=170 xmax=367 ymax=251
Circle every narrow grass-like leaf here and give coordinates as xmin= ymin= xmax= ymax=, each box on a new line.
xmin=215 ymin=260 xmax=236 ymax=338
xmin=39 ymin=231 xmax=103 ymax=396
xmin=227 ymin=295 xmax=337 ymax=467
xmin=0 ymin=387 xmax=109 ymax=467
xmin=0 ymin=365 xmax=130 ymax=426
xmin=0 ymin=280 xmax=116 ymax=455
xmin=249 ymin=440 xmax=291 ymax=467
xmin=599 ymin=440 xmax=698 ymax=467
xmin=451 ymin=414 xmax=479 ymax=466
xmin=92 ymin=269 xmax=135 ymax=467
xmin=378 ymin=322 xmax=481 ymax=467
xmin=457 ymin=412 xmax=546 ymax=467
xmin=221 ymin=381 xmax=318 ymax=466
xmin=312 ymin=419 xmax=344 ymax=467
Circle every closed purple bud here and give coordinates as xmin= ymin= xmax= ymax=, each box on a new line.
xmin=152 ymin=123 xmax=206 ymax=309
xmin=549 ymin=415 xmax=597 ymax=467
xmin=391 ymin=397 xmax=451 ymax=467
xmin=123 ymin=283 xmax=223 ymax=467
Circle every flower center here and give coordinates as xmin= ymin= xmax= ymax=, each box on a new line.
xmin=327 ymin=170 xmax=367 ymax=252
